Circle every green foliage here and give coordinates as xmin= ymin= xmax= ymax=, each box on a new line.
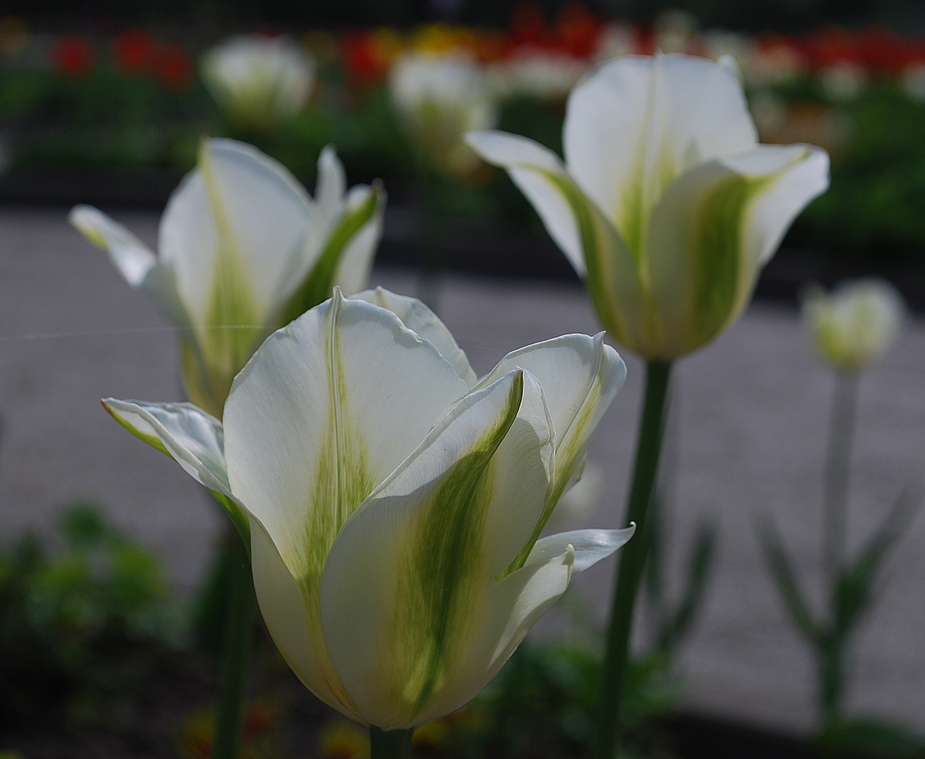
xmin=0 ymin=501 xmax=185 ymax=723
xmin=784 ymin=83 xmax=925 ymax=266
xmin=467 ymin=635 xmax=679 ymax=759
xmin=758 ymin=490 xmax=920 ymax=733
xmin=816 ymin=717 xmax=925 ymax=759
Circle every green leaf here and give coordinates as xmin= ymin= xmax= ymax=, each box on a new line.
xmin=834 ymin=489 xmax=920 ymax=633
xmin=658 ymin=516 xmax=718 ymax=651
xmin=757 ymin=516 xmax=820 ymax=644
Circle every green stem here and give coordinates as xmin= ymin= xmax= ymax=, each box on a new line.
xmin=213 ymin=537 xmax=256 ymax=759
xmin=370 ymin=726 xmax=415 ymax=759
xmin=594 ymin=359 xmax=673 ymax=759
xmin=823 ymin=370 xmax=859 ymax=589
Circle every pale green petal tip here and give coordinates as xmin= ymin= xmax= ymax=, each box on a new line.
xmin=101 ymin=398 xmax=170 ymax=456
xmin=68 ymin=205 xmax=108 ymax=249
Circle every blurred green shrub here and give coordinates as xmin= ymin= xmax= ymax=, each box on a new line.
xmin=0 ymin=501 xmax=185 ymax=723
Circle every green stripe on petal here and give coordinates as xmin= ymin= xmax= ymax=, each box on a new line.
xmin=320 ymin=369 xmax=553 ymax=729
xmin=278 ymin=184 xmax=384 ymax=326
xmin=395 ymin=372 xmax=524 ymax=713
xmin=198 ymin=142 xmax=265 ymax=407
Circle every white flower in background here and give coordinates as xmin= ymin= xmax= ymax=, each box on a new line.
xmin=201 ymin=35 xmax=315 ymax=133
xmin=389 ymin=50 xmax=497 ymax=179
xmin=819 ymin=62 xmax=867 ymax=102
xmin=71 ymin=139 xmax=385 ymax=418
xmin=901 ymin=64 xmax=925 ymax=102
xmin=486 ymin=52 xmax=588 ymax=103
xmin=468 ymin=54 xmax=829 ymax=360
xmin=802 ymin=279 xmax=904 ymax=372
xmin=104 ymin=288 xmax=633 ymax=730
xmin=593 ymin=22 xmax=635 ymax=62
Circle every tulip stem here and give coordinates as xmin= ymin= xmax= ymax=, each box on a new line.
xmin=823 ymin=370 xmax=858 ymax=588
xmin=595 ymin=359 xmax=673 ymax=759
xmin=370 ymin=726 xmax=415 ymax=759
xmin=213 ymin=537 xmax=256 ymax=759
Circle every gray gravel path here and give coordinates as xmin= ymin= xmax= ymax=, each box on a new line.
xmin=1 ymin=207 xmax=923 ymax=737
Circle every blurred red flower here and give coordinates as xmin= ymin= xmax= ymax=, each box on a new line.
xmin=153 ymin=40 xmax=193 ymax=90
xmin=51 ymin=34 xmax=95 ymax=77
xmin=112 ymin=28 xmax=155 ymax=74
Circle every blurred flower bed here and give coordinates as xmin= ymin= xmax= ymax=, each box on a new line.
xmin=3 ymin=7 xmax=925 ymax=265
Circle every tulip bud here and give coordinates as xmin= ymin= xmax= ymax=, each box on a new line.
xmin=802 ymin=278 xmax=904 ymax=372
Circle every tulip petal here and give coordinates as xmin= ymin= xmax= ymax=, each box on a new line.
xmin=160 ymin=139 xmax=316 ymax=329
xmin=466 ymin=130 xmax=584 ymax=275
xmin=316 ymin=145 xmax=347 ymax=222
xmin=249 ymin=518 xmax=357 ymax=718
xmin=69 ymin=205 xmax=189 ymax=328
xmin=223 ymin=291 xmax=470 ymax=707
xmin=564 ymin=54 xmax=756 ymax=246
xmin=399 ymin=547 xmax=575 ymax=728
xmin=351 ymin=287 xmax=477 ymax=385
xmin=646 ymin=144 xmax=828 ymax=357
xmin=475 ymin=333 xmax=626 ymax=559
xmin=527 ymin=527 xmax=635 ymax=572
xmin=101 ymin=398 xmax=249 ymax=540
xmin=466 ymin=130 xmax=648 ymax=351
xmin=277 ymin=184 xmax=386 ymax=326
xmin=320 ymin=369 xmax=554 ymax=728
xmin=331 ymin=185 xmax=386 ymax=295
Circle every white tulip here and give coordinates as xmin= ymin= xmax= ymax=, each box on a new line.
xmin=201 ymin=35 xmax=314 ymax=133
xmin=71 ymin=139 xmax=385 ymax=417
xmin=468 ymin=54 xmax=830 ymax=360
xmin=103 ymin=288 xmax=632 ymax=730
xmin=389 ymin=51 xmax=497 ymax=179
xmin=802 ymin=279 xmax=904 ymax=372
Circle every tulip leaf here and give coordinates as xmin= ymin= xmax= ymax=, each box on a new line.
xmin=833 ymin=489 xmax=919 ymax=633
xmin=757 ymin=516 xmax=820 ymax=644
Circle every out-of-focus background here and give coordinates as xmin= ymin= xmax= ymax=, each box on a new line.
xmin=1 ymin=1 xmax=924 ymax=758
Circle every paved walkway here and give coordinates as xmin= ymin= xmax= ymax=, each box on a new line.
xmin=1 ymin=207 xmax=923 ymax=737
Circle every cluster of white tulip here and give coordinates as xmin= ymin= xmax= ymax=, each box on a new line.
xmin=76 ymin=47 xmax=880 ymax=759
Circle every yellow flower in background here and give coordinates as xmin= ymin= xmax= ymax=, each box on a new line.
xmin=71 ymin=139 xmax=385 ymax=418
xmin=201 ymin=34 xmax=315 ymax=134
xmin=802 ymin=278 xmax=904 ymax=372
xmin=103 ymin=288 xmax=633 ymax=730
xmin=468 ymin=54 xmax=830 ymax=360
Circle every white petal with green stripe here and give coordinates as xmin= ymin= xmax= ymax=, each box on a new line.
xmin=68 ymin=205 xmax=189 ymax=329
xmin=645 ymin=143 xmax=829 ymax=358
xmin=351 ymin=288 xmax=477 ymax=385
xmin=474 ymin=333 xmax=626 ymax=560
xmin=564 ymin=54 xmax=756 ymax=240
xmin=465 ymin=130 xmax=648 ymax=351
xmin=319 ymin=368 xmax=555 ymax=728
xmin=222 ymin=291 xmax=470 ymax=718
xmin=100 ymin=398 xmax=249 ymax=540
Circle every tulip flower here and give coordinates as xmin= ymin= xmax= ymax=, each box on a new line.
xmin=802 ymin=279 xmax=904 ymax=373
xmin=470 ymin=54 xmax=830 ymax=758
xmin=71 ymin=139 xmax=385 ymax=419
xmin=467 ymin=53 xmax=830 ymax=361
xmin=201 ymin=35 xmax=314 ymax=134
xmin=103 ymin=288 xmax=633 ymax=734
xmin=389 ymin=51 xmax=497 ymax=181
